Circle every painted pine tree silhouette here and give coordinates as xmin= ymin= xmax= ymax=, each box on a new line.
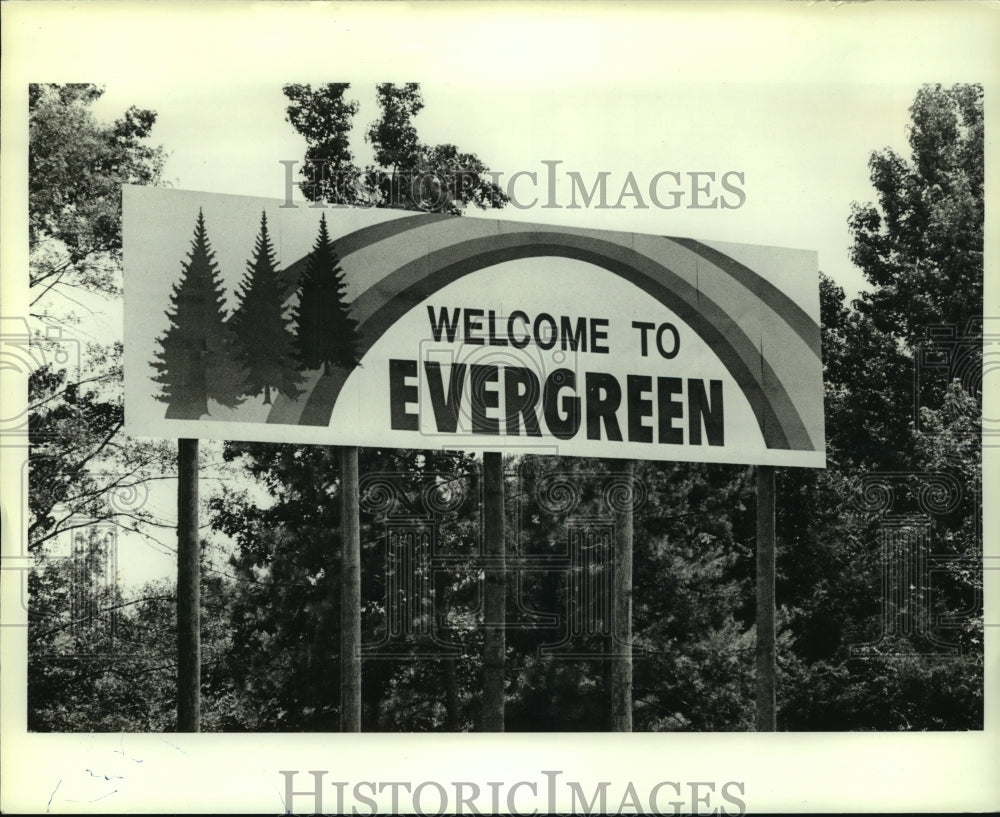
xmin=230 ymin=212 xmax=304 ymax=405
xmin=152 ymin=209 xmax=246 ymax=418
xmin=294 ymin=213 xmax=360 ymax=375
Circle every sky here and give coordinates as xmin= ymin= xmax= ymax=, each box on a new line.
xmin=90 ymin=79 xmax=917 ymax=301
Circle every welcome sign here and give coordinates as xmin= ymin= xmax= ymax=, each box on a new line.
xmin=123 ymin=186 xmax=824 ymax=467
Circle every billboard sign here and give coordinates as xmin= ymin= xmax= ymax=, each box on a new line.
xmin=124 ymin=186 xmax=824 ymax=467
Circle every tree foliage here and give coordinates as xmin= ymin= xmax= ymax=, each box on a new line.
xmin=27 ymin=84 xmax=181 ymax=733
xmin=283 ymin=83 xmax=362 ymax=205
xmin=367 ymin=82 xmax=424 ymax=171
xmin=849 ymin=83 xmax=983 ymax=347
xmin=28 ymin=84 xmax=174 ymax=556
xmin=29 ymin=83 xmax=165 ymax=306
xmin=283 ymin=82 xmax=508 ymax=214
xmin=28 ymin=83 xmax=984 ymax=734
xmin=778 ymin=82 xmax=985 ymax=728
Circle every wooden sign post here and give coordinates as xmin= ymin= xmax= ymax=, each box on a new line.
xmin=340 ymin=445 xmax=362 ymax=732
xmin=482 ymin=450 xmax=506 ymax=732
xmin=611 ymin=459 xmax=635 ymax=732
xmin=176 ymin=437 xmax=200 ymax=732
xmin=755 ymin=464 xmax=777 ymax=731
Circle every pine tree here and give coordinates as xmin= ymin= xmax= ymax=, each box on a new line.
xmin=152 ymin=209 xmax=245 ymax=418
xmin=231 ymin=213 xmax=303 ymax=404
xmin=294 ymin=214 xmax=360 ymax=375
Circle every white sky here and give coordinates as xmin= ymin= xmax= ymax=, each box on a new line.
xmin=90 ymin=80 xmax=916 ymax=300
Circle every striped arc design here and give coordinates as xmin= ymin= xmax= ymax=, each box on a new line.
xmin=267 ymin=214 xmax=822 ymax=452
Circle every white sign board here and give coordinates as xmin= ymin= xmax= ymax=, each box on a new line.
xmin=124 ymin=186 xmax=824 ymax=467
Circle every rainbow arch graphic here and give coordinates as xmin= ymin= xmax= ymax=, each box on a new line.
xmin=265 ymin=213 xmax=824 ymax=454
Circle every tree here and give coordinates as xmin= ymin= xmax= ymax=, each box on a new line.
xmin=231 ymin=212 xmax=303 ymax=405
xmin=841 ymin=83 xmax=983 ymax=472
xmin=28 ymin=85 xmax=184 ymax=734
xmin=500 ymin=456 xmax=755 ymax=732
xmin=364 ymin=82 xmax=423 ymax=209
xmin=27 ymin=342 xmax=174 ymax=553
xmin=29 ymin=560 xmax=247 ymax=733
xmin=283 ymin=83 xmax=363 ymax=205
xmin=364 ymin=83 xmax=508 ymax=214
xmin=415 ymin=143 xmax=509 ymax=213
xmin=282 ymin=82 xmax=507 ymax=214
xmin=849 ymin=84 xmax=983 ymax=349
xmin=367 ymin=83 xmax=423 ymax=171
xmin=770 ymin=84 xmax=985 ymax=730
xmin=28 ymin=83 xmax=172 ymax=554
xmin=293 ymin=214 xmax=360 ymax=376
xmin=29 ymin=84 xmax=165 ymax=309
xmin=151 ymin=210 xmax=246 ymax=418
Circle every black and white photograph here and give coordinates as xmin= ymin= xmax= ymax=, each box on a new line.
xmin=1 ymin=2 xmax=997 ymax=814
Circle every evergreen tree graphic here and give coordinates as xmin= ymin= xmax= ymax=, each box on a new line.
xmin=152 ymin=209 xmax=246 ymax=418
xmin=231 ymin=212 xmax=304 ymax=404
xmin=294 ymin=213 xmax=360 ymax=376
